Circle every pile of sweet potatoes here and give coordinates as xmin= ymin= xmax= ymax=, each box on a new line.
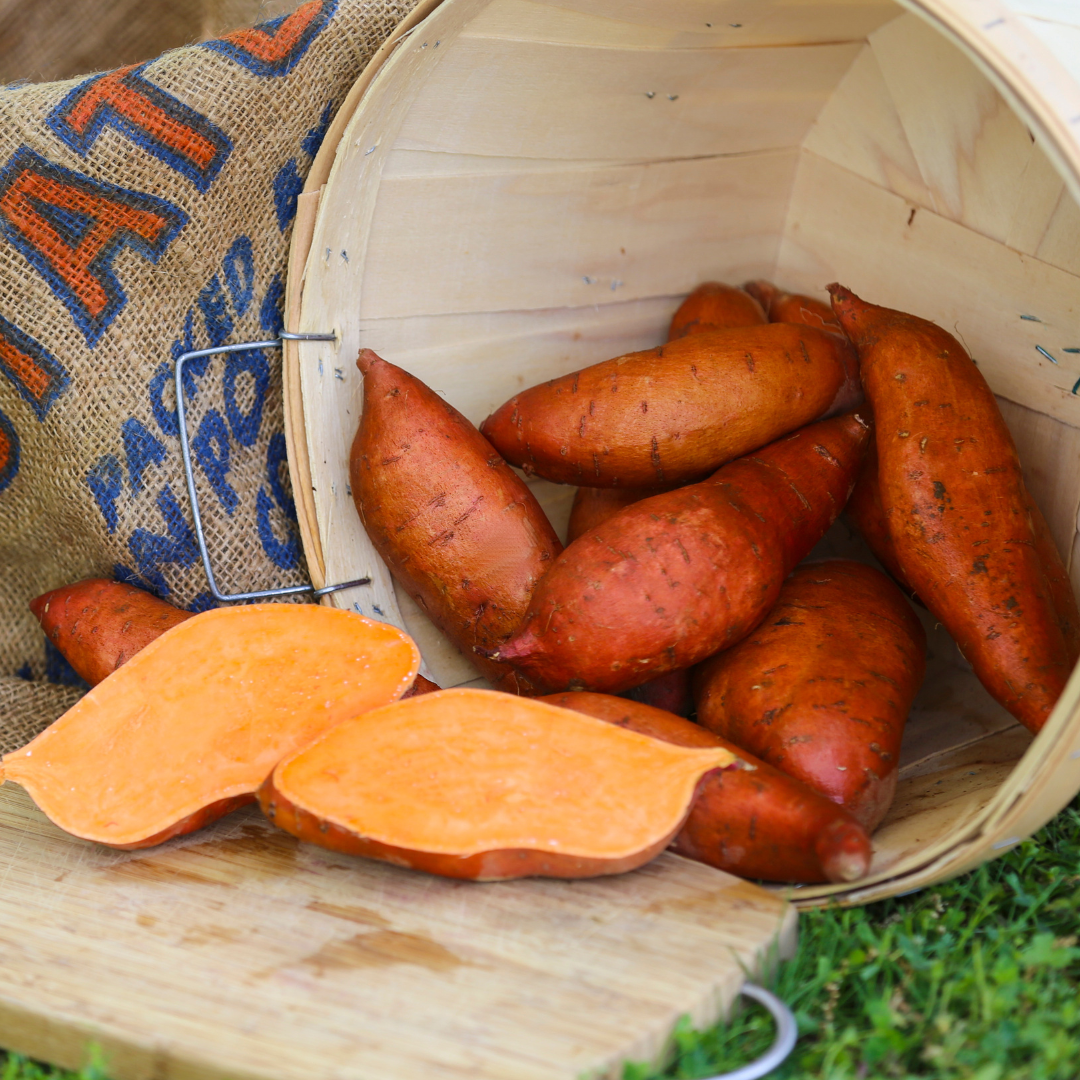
xmin=19 ymin=280 xmax=1079 ymax=888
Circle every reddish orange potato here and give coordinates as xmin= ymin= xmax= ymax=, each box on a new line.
xmin=401 ymin=674 xmax=441 ymax=698
xmin=745 ymin=279 xmax=860 ymax=415
xmin=350 ymin=350 xmax=561 ymax=695
xmin=745 ymin=279 xmax=842 ymax=333
xmin=482 ymin=413 xmax=871 ymax=695
xmin=668 ymin=282 xmax=766 ymax=339
xmin=479 ymin=324 xmax=853 ymax=487
xmin=29 ymin=578 xmax=193 ymax=686
xmin=567 ymin=485 xmax=678 ymax=544
xmin=622 ymin=669 xmax=693 ymax=717
xmin=695 ymin=559 xmax=927 ymax=830
xmin=845 ymin=441 xmax=917 ymax=597
xmin=260 ymin=689 xmax=734 ymax=881
xmin=1 ymin=606 xmax=421 ymax=848
xmin=830 ymin=285 xmax=1079 ymax=733
xmin=543 ymin=692 xmax=872 ymax=883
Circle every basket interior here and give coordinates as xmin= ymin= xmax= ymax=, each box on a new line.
xmin=293 ymin=0 xmax=1080 ymax=902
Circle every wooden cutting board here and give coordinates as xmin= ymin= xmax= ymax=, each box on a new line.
xmin=0 ymin=785 xmax=795 ymax=1080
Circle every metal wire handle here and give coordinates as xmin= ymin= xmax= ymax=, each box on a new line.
xmin=175 ymin=332 xmax=371 ymax=602
xmin=703 ymin=984 xmax=798 ymax=1080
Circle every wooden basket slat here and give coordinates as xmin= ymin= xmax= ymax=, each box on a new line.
xmin=393 ymin=37 xmax=863 ymax=161
xmin=467 ymin=0 xmax=901 ymax=48
xmin=359 ymin=151 xmax=797 ymax=320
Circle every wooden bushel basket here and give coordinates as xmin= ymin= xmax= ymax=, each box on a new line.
xmin=285 ymin=0 xmax=1080 ymax=909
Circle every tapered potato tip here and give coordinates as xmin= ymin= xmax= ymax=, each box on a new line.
xmin=356 ymin=348 xmax=381 ymax=375
xmin=816 ymin=818 xmax=873 ymax=883
xmin=826 ymin=283 xmax=879 ymax=340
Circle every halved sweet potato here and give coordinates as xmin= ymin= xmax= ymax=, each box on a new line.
xmin=260 ymin=688 xmax=734 ymax=881
xmin=1 ymin=605 xmax=420 ymax=848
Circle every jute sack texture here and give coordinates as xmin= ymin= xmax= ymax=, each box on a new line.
xmin=0 ymin=0 xmax=419 ymax=752
xmin=0 ymin=0 xmax=305 ymax=86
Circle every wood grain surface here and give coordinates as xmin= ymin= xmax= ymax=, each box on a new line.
xmin=0 ymin=787 xmax=793 ymax=1080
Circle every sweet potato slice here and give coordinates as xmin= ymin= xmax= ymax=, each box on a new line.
xmin=1 ymin=605 xmax=420 ymax=848
xmin=30 ymin=578 xmax=194 ymax=686
xmin=542 ymin=692 xmax=872 ymax=884
xmin=694 ymin=559 xmax=926 ymax=829
xmin=260 ymin=688 xmax=734 ymax=881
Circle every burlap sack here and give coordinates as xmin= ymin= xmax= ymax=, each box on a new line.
xmin=0 ymin=0 xmax=419 ymax=752
xmin=0 ymin=0 xmax=305 ymax=85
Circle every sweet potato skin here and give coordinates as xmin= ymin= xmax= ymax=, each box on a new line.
xmin=668 ymin=282 xmax=766 ymax=339
xmin=744 ymin=279 xmax=860 ymax=415
xmin=844 ymin=441 xmax=917 ymax=596
xmin=479 ymin=324 xmax=851 ymax=487
xmin=830 ymin=285 xmax=1079 ymax=732
xmin=110 ymin=795 xmax=255 ymax=850
xmin=542 ymin=692 xmax=872 ymax=883
xmin=29 ymin=578 xmax=193 ymax=686
xmin=259 ymin=773 xmax=676 ymax=881
xmin=694 ymin=559 xmax=926 ymax=829
xmin=484 ymin=413 xmax=871 ymax=694
xmin=567 ymin=485 xmax=676 ymax=544
xmin=350 ymin=351 xmax=561 ymax=694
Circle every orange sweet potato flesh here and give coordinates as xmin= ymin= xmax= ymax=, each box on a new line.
xmin=483 ymin=413 xmax=871 ymax=695
xmin=694 ymin=559 xmax=926 ymax=830
xmin=349 ymin=350 xmax=561 ymax=694
xmin=29 ymin=578 xmax=193 ymax=686
xmin=830 ymin=285 xmax=1080 ymax=733
xmin=542 ymin=692 xmax=872 ymax=883
xmin=1 ymin=605 xmax=420 ymax=848
xmin=668 ymin=282 xmax=766 ymax=339
xmin=479 ymin=323 xmax=852 ymax=487
xmin=260 ymin=689 xmax=734 ymax=881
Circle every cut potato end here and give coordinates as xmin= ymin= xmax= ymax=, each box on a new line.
xmin=268 ymin=688 xmax=734 ymax=865
xmin=2 ymin=604 xmax=420 ymax=846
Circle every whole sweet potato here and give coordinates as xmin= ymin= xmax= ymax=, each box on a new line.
xmin=668 ymin=282 xmax=766 ymax=339
xmin=29 ymin=578 xmax=193 ymax=686
xmin=479 ymin=323 xmax=853 ymax=487
xmin=694 ymin=559 xmax=925 ymax=829
xmin=543 ymin=691 xmax=872 ymax=883
xmin=349 ymin=350 xmax=561 ymax=695
xmin=482 ymin=413 xmax=870 ymax=694
xmin=830 ymin=285 xmax=1079 ymax=732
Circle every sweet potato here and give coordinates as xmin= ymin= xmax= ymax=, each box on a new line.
xmin=745 ymin=279 xmax=842 ymax=333
xmin=830 ymin=285 xmax=1079 ymax=733
xmin=349 ymin=350 xmax=561 ymax=695
xmin=1 ymin=605 xmax=420 ymax=848
xmin=260 ymin=688 xmax=734 ymax=881
xmin=668 ymin=281 xmax=766 ymax=339
xmin=479 ymin=323 xmax=853 ymax=487
xmin=694 ymin=559 xmax=926 ymax=829
xmin=481 ymin=412 xmax=871 ymax=694
xmin=744 ymin=279 xmax=860 ymax=415
xmin=567 ymin=484 xmax=677 ymax=544
xmin=844 ymin=441 xmax=917 ymax=596
xmin=542 ymin=692 xmax=872 ymax=883
xmin=29 ymin=578 xmax=193 ymax=686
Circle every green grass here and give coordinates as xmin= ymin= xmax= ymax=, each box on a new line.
xmin=628 ymin=795 xmax=1080 ymax=1080
xmin=3 ymin=800 xmax=1079 ymax=1080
